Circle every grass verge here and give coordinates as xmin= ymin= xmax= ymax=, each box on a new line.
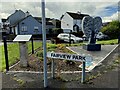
xmin=0 ymin=41 xmax=42 ymax=71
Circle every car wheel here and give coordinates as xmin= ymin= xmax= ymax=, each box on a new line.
xmin=71 ymin=40 xmax=74 ymax=44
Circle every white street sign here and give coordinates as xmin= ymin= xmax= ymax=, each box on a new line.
xmin=47 ymin=52 xmax=92 ymax=62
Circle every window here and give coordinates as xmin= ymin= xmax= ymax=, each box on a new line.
xmin=34 ymin=26 xmax=39 ymax=32
xmin=21 ymin=26 xmax=27 ymax=32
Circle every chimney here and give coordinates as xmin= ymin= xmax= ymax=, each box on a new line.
xmin=15 ymin=10 xmax=18 ymax=12
xmin=77 ymin=11 xmax=81 ymax=14
xmin=25 ymin=11 xmax=30 ymax=17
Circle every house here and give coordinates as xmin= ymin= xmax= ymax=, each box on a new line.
xmin=60 ymin=11 xmax=89 ymax=33
xmin=1 ymin=10 xmax=55 ymax=35
xmin=12 ymin=15 xmax=42 ymax=35
xmin=1 ymin=10 xmax=26 ymax=34
xmin=11 ymin=15 xmax=55 ymax=35
xmin=34 ymin=17 xmax=55 ymax=34
xmin=48 ymin=18 xmax=61 ymax=28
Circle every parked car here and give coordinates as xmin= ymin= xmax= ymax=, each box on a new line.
xmin=96 ymin=32 xmax=109 ymax=40
xmin=57 ymin=33 xmax=83 ymax=43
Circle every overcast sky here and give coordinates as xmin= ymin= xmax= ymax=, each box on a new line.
xmin=0 ymin=0 xmax=120 ymax=22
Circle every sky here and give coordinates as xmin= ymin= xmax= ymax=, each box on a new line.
xmin=0 ymin=0 xmax=120 ymax=23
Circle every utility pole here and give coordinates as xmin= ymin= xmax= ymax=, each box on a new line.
xmin=41 ymin=0 xmax=48 ymax=88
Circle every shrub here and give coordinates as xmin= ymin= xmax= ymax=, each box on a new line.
xmin=49 ymin=28 xmax=63 ymax=37
xmin=36 ymin=51 xmax=43 ymax=57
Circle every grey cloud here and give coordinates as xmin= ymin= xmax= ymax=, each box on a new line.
xmin=0 ymin=1 xmax=118 ymax=21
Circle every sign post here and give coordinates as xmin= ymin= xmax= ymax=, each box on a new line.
xmin=51 ymin=59 xmax=55 ymax=79
xmin=47 ymin=52 xmax=92 ymax=83
xmin=81 ymin=61 xmax=86 ymax=83
xmin=41 ymin=0 xmax=48 ymax=88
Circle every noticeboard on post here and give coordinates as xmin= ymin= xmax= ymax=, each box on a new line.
xmin=13 ymin=35 xmax=32 ymax=42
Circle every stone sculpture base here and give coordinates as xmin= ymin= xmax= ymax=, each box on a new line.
xmin=83 ymin=44 xmax=101 ymax=51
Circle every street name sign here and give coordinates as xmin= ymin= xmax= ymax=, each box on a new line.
xmin=47 ymin=52 xmax=92 ymax=62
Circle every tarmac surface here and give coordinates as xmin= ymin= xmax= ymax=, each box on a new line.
xmin=67 ymin=45 xmax=118 ymax=71
xmin=1 ymin=44 xmax=120 ymax=89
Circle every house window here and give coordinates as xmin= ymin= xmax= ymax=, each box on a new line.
xmin=21 ymin=26 xmax=27 ymax=32
xmin=34 ymin=26 xmax=39 ymax=32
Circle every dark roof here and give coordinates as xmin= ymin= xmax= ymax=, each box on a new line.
xmin=60 ymin=14 xmax=64 ymax=20
xmin=34 ymin=17 xmax=53 ymax=25
xmin=11 ymin=15 xmax=53 ymax=27
xmin=66 ymin=12 xmax=89 ymax=19
xmin=34 ymin=17 xmax=52 ymax=22
xmin=1 ymin=19 xmax=7 ymax=22
xmin=34 ymin=17 xmax=42 ymax=22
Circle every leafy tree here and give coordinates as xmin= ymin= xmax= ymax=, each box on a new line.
xmin=101 ymin=20 xmax=120 ymax=39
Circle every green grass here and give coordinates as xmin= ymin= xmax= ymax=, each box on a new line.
xmin=0 ymin=41 xmax=42 ymax=71
xmin=0 ymin=39 xmax=118 ymax=71
xmin=0 ymin=43 xmax=19 ymax=71
xmin=70 ymin=39 xmax=118 ymax=46
xmin=47 ymin=43 xmax=57 ymax=51
xmin=96 ymin=39 xmax=118 ymax=45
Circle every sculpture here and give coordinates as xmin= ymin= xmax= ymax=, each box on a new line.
xmin=82 ymin=16 xmax=102 ymax=51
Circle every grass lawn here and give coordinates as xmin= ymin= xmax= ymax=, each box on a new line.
xmin=0 ymin=39 xmax=118 ymax=71
xmin=0 ymin=41 xmax=42 ymax=71
xmin=70 ymin=39 xmax=118 ymax=46
xmin=97 ymin=39 xmax=118 ymax=45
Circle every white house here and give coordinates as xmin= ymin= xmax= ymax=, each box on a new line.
xmin=60 ymin=12 xmax=89 ymax=33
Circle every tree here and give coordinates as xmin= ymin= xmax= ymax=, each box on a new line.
xmin=101 ymin=20 xmax=120 ymax=39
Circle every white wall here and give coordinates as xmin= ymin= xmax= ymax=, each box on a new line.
xmin=15 ymin=26 xmax=18 ymax=35
xmin=61 ymin=13 xmax=73 ymax=32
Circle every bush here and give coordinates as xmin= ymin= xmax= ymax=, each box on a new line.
xmin=49 ymin=28 xmax=63 ymax=37
xmin=101 ymin=20 xmax=120 ymax=39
